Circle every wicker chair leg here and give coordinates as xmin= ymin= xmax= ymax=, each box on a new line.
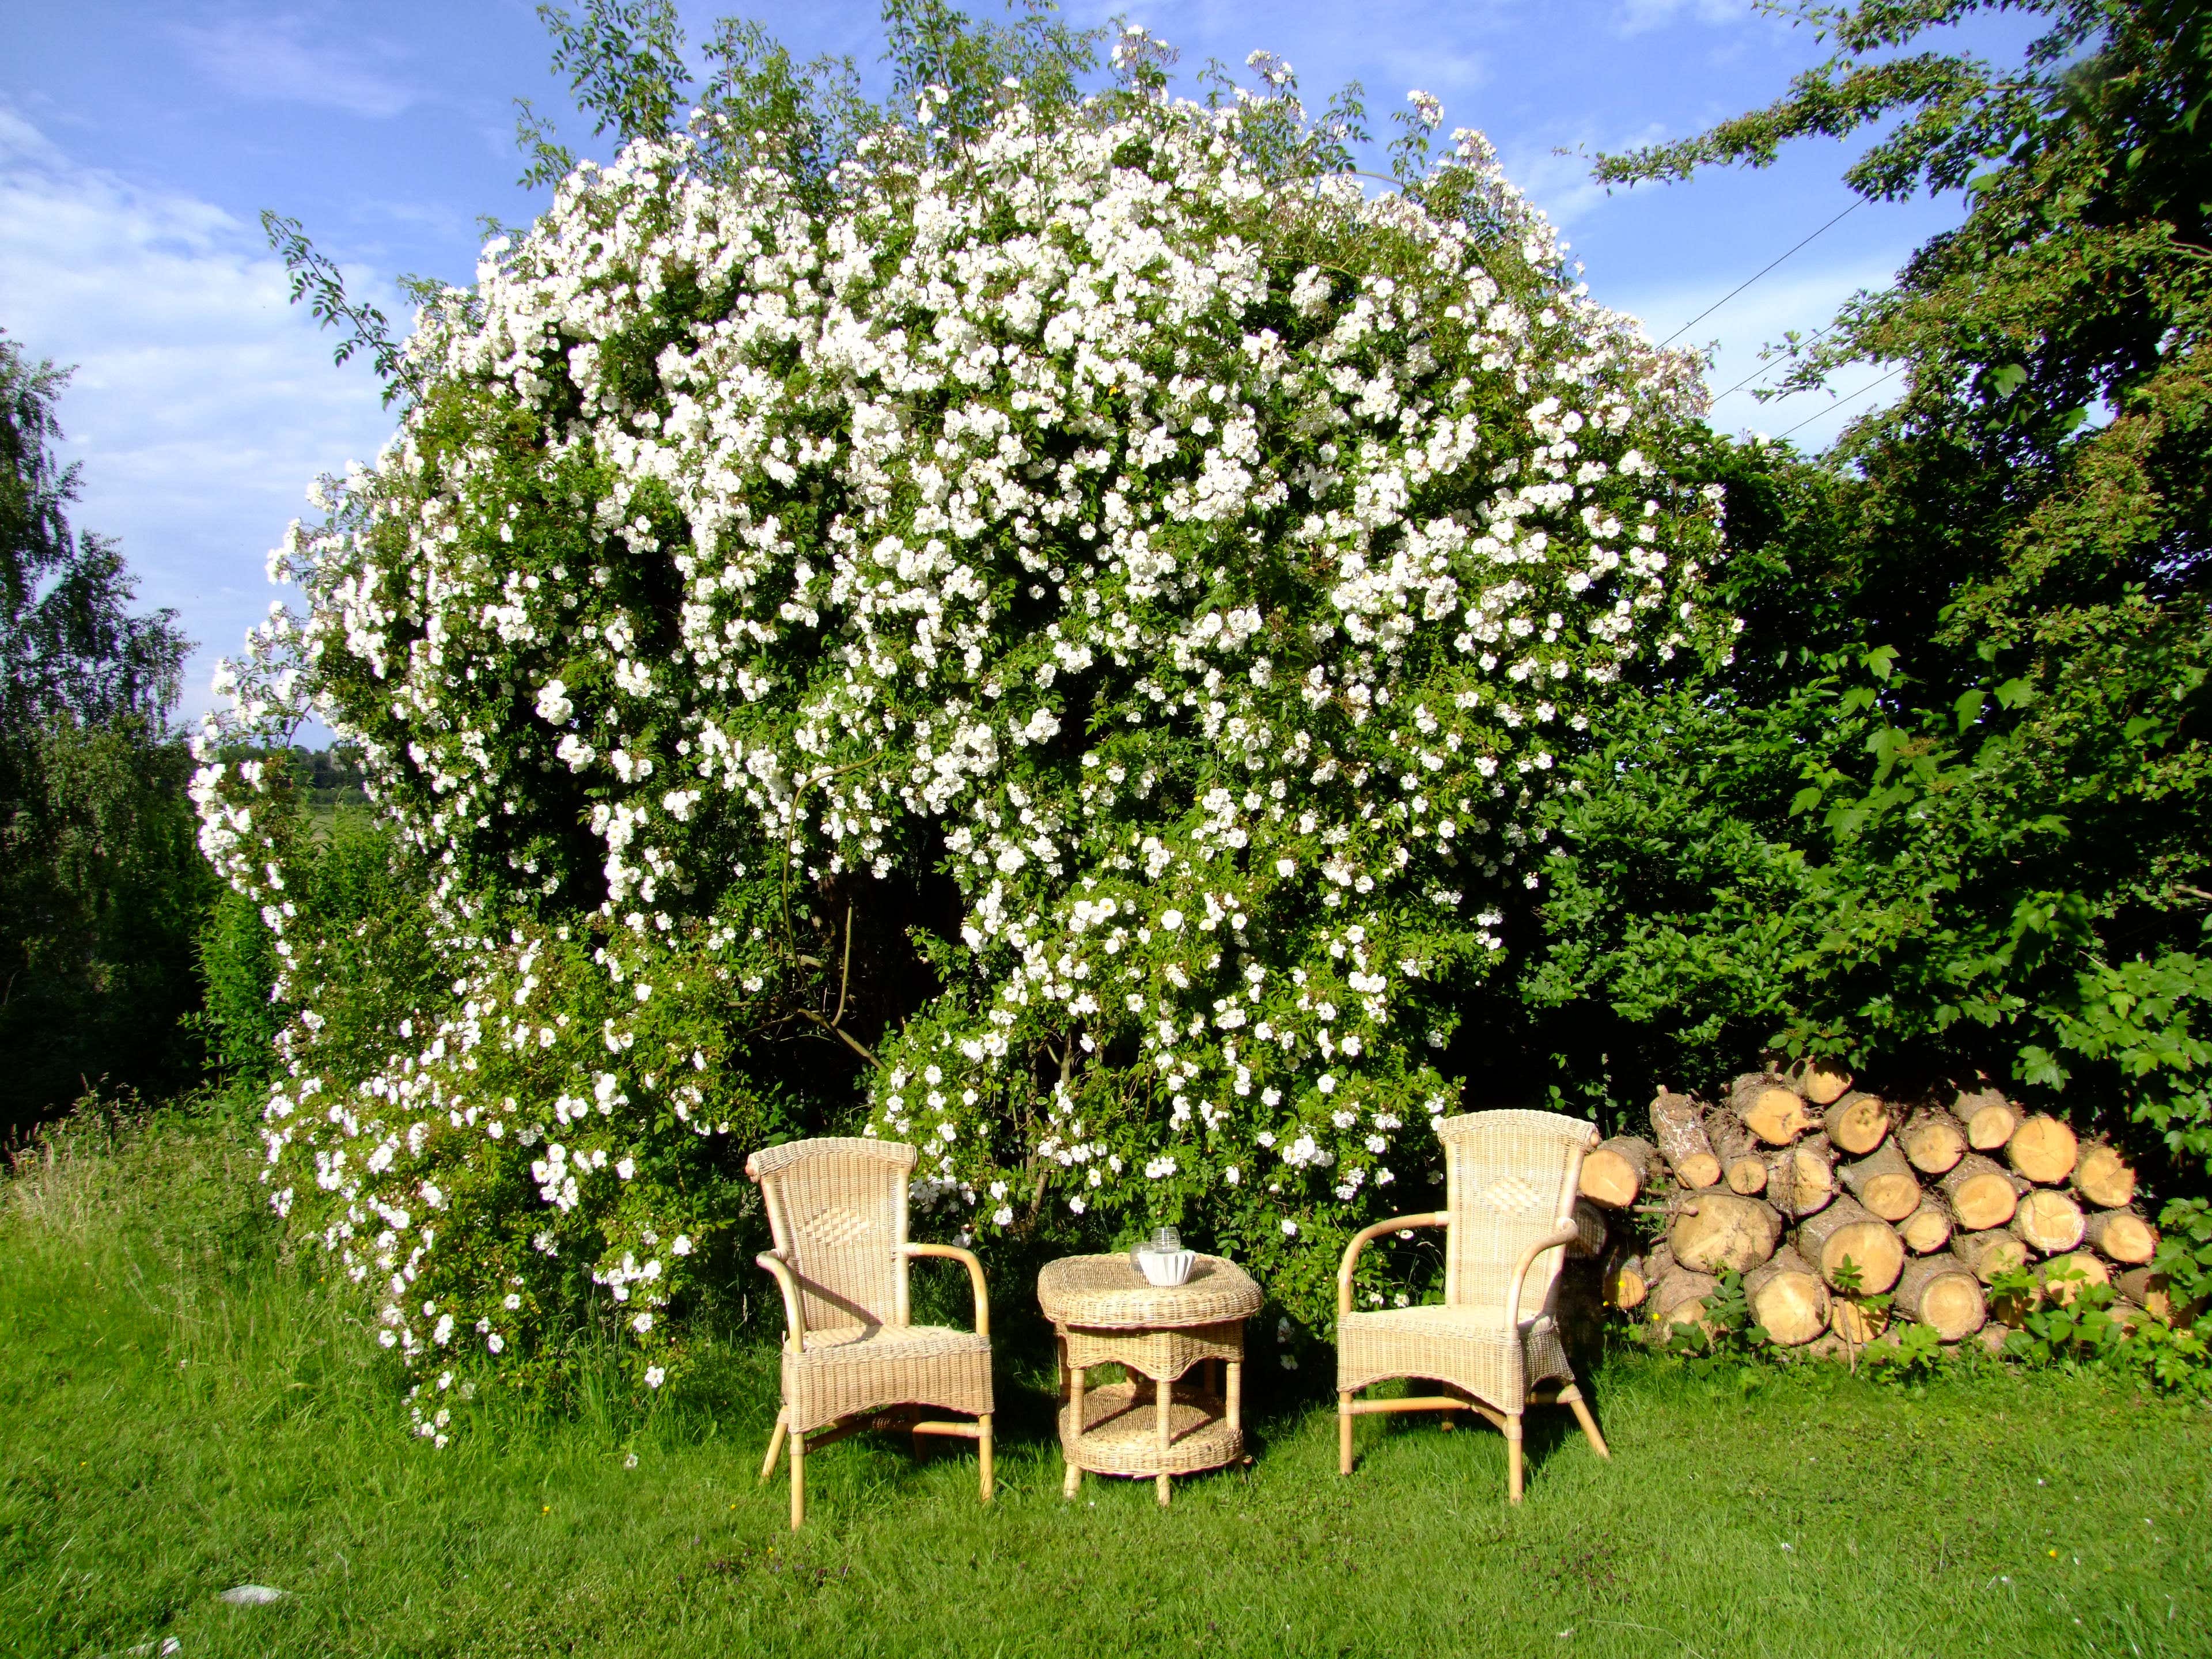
xmin=789 ymin=1429 xmax=806 ymax=1529
xmin=759 ymin=1409 xmax=789 ymax=1483
xmin=1560 ymin=1386 xmax=1611 ymax=1460
xmin=978 ymin=1413 xmax=994 ymax=1503
xmin=1505 ymin=1413 xmax=1524 ymax=1504
xmin=1338 ymin=1390 xmax=1355 ymax=1475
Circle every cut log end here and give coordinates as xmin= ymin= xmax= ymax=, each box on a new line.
xmin=1897 ymin=1108 xmax=1967 ymax=1177
xmin=1893 ymin=1256 xmax=1987 ymax=1340
xmin=1579 ymin=1135 xmax=1658 ymax=1210
xmin=1669 ymin=1193 xmax=1783 ymax=1275
xmin=1940 ymin=1154 xmax=2020 ymax=1233
xmin=2071 ymin=1143 xmax=2137 ymax=1210
xmin=2039 ymin=1251 xmax=2111 ymax=1305
xmin=2007 ymin=1115 xmax=2080 ymax=1185
xmin=1798 ymin=1195 xmax=1905 ymax=1294
xmin=1651 ymin=1090 xmax=1722 ymax=1190
xmin=1824 ymin=1091 xmax=1892 ymax=1157
xmin=1788 ymin=1058 xmax=1853 ymax=1108
xmin=1746 ymin=1246 xmax=1829 ymax=1347
xmin=1896 ymin=1198 xmax=1953 ymax=1256
xmin=2010 ymin=1187 xmax=2086 ymax=1256
xmin=2084 ymin=1209 xmax=2157 ymax=1267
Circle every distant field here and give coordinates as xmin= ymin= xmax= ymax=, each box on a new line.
xmin=5 ymin=1110 xmax=2206 ymax=1659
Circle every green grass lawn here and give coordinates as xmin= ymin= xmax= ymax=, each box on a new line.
xmin=5 ymin=1111 xmax=2207 ymax=1659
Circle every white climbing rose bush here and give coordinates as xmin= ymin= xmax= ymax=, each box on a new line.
xmin=195 ymin=81 xmax=1726 ymax=1396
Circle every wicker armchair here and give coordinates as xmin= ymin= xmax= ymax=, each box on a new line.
xmin=1336 ymin=1108 xmax=1611 ymax=1502
xmin=747 ymin=1137 xmax=993 ymax=1529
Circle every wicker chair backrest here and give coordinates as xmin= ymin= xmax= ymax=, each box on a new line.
xmin=746 ymin=1137 xmax=916 ymax=1333
xmin=1437 ymin=1109 xmax=1599 ymax=1314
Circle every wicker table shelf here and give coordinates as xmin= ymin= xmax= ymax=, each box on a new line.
xmin=1037 ymin=1253 xmax=1263 ymax=1505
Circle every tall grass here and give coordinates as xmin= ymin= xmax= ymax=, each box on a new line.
xmin=4 ymin=1105 xmax=2208 ymax=1658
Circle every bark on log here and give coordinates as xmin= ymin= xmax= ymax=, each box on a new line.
xmin=1952 ymin=1229 xmax=2029 ymax=1285
xmin=1669 ymin=1193 xmax=1783 ymax=1274
xmin=1797 ymin=1195 xmax=1906 ymax=1293
xmin=2010 ymin=1187 xmax=2087 ymax=1255
xmin=1891 ymin=1256 xmax=1987 ymax=1340
xmin=1763 ymin=1137 xmax=1836 ymax=1220
xmin=1650 ymin=1266 xmax=1721 ymax=1335
xmin=2007 ymin=1116 xmax=2080 ymax=1185
xmin=1957 ymin=1087 xmax=2020 ymax=1152
xmin=1578 ymin=1135 xmax=1658 ymax=1210
xmin=1786 ymin=1058 xmax=1853 ymax=1108
xmin=1896 ymin=1195 xmax=1955 ymax=1256
xmin=2083 ymin=1209 xmax=2157 ymax=1266
xmin=1897 ymin=1107 xmax=1968 ymax=1177
xmin=1825 ymin=1090 xmax=1892 ymax=1157
xmin=1940 ymin=1154 xmax=2020 ymax=1232
xmin=1706 ymin=1108 xmax=1770 ymax=1195
xmin=1730 ymin=1073 xmax=1814 ymax=1146
xmin=2039 ymin=1250 xmax=2110 ymax=1305
xmin=1745 ymin=1244 xmax=1830 ymax=1346
xmin=1838 ymin=1140 xmax=1922 ymax=1222
xmin=2114 ymin=1268 xmax=2180 ymax=1322
xmin=2070 ymin=1143 xmax=2137 ymax=1210
xmin=1649 ymin=1090 xmax=1722 ymax=1190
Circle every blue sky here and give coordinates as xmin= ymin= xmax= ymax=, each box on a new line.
xmin=1 ymin=1 xmax=2038 ymax=724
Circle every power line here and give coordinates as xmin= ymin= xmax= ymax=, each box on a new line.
xmin=1772 ymin=365 xmax=1906 ymax=440
xmin=1713 ymin=319 xmax=1840 ymax=402
xmin=1658 ymin=200 xmax=1861 ymax=347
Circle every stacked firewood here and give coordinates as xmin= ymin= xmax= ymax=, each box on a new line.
xmin=1567 ymin=1066 xmax=2173 ymax=1351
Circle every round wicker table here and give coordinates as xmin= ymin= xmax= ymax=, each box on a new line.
xmin=1037 ymin=1253 xmax=1263 ymax=1505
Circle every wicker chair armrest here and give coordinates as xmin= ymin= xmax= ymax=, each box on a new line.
xmin=901 ymin=1243 xmax=990 ymax=1339
xmin=1503 ymin=1223 xmax=1582 ymax=1331
xmin=1337 ymin=1212 xmax=1448 ymax=1318
xmin=753 ymin=1251 xmax=806 ymax=1350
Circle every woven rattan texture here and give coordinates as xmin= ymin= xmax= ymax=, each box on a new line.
xmin=1338 ymin=1109 xmax=1597 ymax=1412
xmin=747 ymin=1138 xmax=992 ymax=1438
xmin=1336 ymin=1308 xmax=1573 ymax=1402
xmin=782 ymin=1324 xmax=993 ymax=1436
xmin=1058 ymin=1381 xmax=1242 ymax=1476
xmin=1062 ymin=1320 xmax=1244 ymax=1381
xmin=751 ymin=1137 xmax=914 ymax=1334
xmin=1037 ymin=1254 xmax=1262 ymax=1330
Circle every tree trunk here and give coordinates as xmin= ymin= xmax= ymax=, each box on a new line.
xmin=1824 ymin=1090 xmax=1891 ymax=1157
xmin=1957 ymin=1088 xmax=2020 ymax=1153
xmin=1745 ymin=1245 xmax=1829 ymax=1346
xmin=1896 ymin=1194 xmax=1954 ymax=1255
xmin=2039 ymin=1250 xmax=2109 ymax=1305
xmin=1730 ymin=1073 xmax=1814 ymax=1145
xmin=1939 ymin=1154 xmax=2020 ymax=1232
xmin=1669 ymin=1192 xmax=1783 ymax=1274
xmin=1838 ymin=1140 xmax=1922 ymax=1222
xmin=1705 ymin=1108 xmax=1770 ymax=1195
xmin=1896 ymin=1107 xmax=1967 ymax=1177
xmin=2070 ymin=1143 xmax=2137 ymax=1210
xmin=2083 ymin=1209 xmax=2157 ymax=1266
xmin=1952 ymin=1229 xmax=2029 ymax=1284
xmin=1891 ymin=1256 xmax=1988 ymax=1340
xmin=1764 ymin=1137 xmax=1836 ymax=1219
xmin=1797 ymin=1195 xmax=1905 ymax=1293
xmin=1650 ymin=1266 xmax=1721 ymax=1335
xmin=1786 ymin=1057 xmax=1853 ymax=1107
xmin=2010 ymin=1187 xmax=2086 ymax=1255
xmin=1649 ymin=1090 xmax=1721 ymax=1190
xmin=2007 ymin=1115 xmax=2080 ymax=1185
xmin=1578 ymin=1135 xmax=1658 ymax=1210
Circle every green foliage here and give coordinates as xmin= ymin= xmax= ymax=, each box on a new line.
xmin=0 ymin=331 xmax=207 ymax=1133
xmin=1507 ymin=2 xmax=2212 ymax=1214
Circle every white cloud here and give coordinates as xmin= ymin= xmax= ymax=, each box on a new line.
xmin=173 ymin=13 xmax=422 ymax=120
xmin=0 ymin=108 xmax=396 ymax=721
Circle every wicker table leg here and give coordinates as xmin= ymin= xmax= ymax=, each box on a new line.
xmin=1155 ymin=1373 xmax=1172 ymax=1506
xmin=1227 ymin=1357 xmax=1241 ymax=1434
xmin=1062 ymin=1363 xmax=1086 ymax=1499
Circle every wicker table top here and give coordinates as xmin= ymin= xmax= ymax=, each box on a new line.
xmin=1037 ymin=1253 xmax=1263 ymax=1330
